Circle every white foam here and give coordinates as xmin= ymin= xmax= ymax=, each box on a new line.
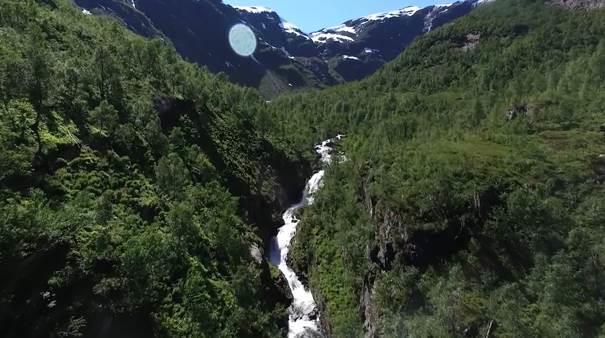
xmin=269 ymin=136 xmax=345 ymax=338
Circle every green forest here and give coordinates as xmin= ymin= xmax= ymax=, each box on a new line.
xmin=0 ymin=0 xmax=309 ymax=336
xmin=272 ymin=0 xmax=605 ymax=336
xmin=1 ymin=0 xmax=605 ymax=337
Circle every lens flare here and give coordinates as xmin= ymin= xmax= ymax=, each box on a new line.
xmin=228 ymin=24 xmax=257 ymax=57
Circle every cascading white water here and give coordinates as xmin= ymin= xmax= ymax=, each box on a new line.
xmin=269 ymin=135 xmax=344 ymax=338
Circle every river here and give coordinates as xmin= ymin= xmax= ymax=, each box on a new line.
xmin=269 ymin=136 xmax=343 ymax=338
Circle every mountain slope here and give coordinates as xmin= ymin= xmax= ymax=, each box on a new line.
xmin=7 ymin=0 xmax=605 ymax=337
xmin=75 ymin=0 xmax=483 ymax=96
xmin=0 ymin=0 xmax=315 ymax=336
xmin=302 ymin=0 xmax=481 ymax=82
xmin=75 ymin=0 xmax=274 ymax=89
xmin=267 ymin=0 xmax=605 ymax=336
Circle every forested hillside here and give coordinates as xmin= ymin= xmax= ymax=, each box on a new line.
xmin=3 ymin=0 xmax=605 ymax=337
xmin=0 ymin=1 xmax=313 ymax=337
xmin=268 ymin=0 xmax=605 ymax=336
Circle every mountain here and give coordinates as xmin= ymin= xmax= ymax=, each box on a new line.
xmin=0 ymin=0 xmax=313 ymax=336
xmin=74 ymin=0 xmax=271 ymax=88
xmin=4 ymin=0 xmax=605 ymax=337
xmin=267 ymin=0 xmax=605 ymax=336
xmin=74 ymin=0 xmax=483 ymax=96
xmin=269 ymin=0 xmax=481 ymax=82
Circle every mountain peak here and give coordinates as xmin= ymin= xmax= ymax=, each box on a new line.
xmin=76 ymin=0 xmax=485 ymax=96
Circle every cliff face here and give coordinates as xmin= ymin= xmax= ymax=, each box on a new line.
xmin=358 ymin=184 xmax=502 ymax=336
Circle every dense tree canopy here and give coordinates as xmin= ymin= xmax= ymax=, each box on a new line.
xmin=0 ymin=0 xmax=301 ymax=337
xmin=268 ymin=0 xmax=605 ymax=336
xmin=2 ymin=0 xmax=605 ymax=337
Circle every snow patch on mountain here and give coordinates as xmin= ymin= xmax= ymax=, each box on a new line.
xmin=364 ymin=6 xmax=422 ymax=21
xmin=281 ymin=21 xmax=310 ymax=39
xmin=310 ymin=22 xmax=358 ymax=44
xmin=327 ymin=24 xmax=357 ymax=35
xmin=424 ymin=3 xmax=452 ymax=32
xmin=310 ymin=32 xmax=355 ymax=43
xmin=234 ymin=5 xmax=311 ymax=40
xmin=308 ymin=5 xmax=424 ymax=45
xmin=342 ymin=55 xmax=360 ymax=61
xmin=234 ymin=5 xmax=274 ymax=14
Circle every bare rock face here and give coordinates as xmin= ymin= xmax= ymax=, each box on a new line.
xmin=360 ymin=277 xmax=378 ymax=338
xmin=462 ymin=33 xmax=481 ymax=51
xmin=249 ymin=244 xmax=264 ymax=264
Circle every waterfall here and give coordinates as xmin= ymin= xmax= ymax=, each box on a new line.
xmin=269 ymin=135 xmax=344 ymax=338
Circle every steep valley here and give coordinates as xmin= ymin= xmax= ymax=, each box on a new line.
xmin=2 ymin=0 xmax=605 ymax=337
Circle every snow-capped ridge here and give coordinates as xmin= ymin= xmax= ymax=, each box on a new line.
xmin=364 ymin=6 xmax=422 ymax=22
xmin=233 ymin=0 xmax=485 ymax=46
xmin=235 ymin=4 xmax=311 ymax=39
xmin=325 ymin=24 xmax=357 ymax=35
xmin=234 ymin=5 xmax=274 ymax=14
xmin=76 ymin=0 xmax=484 ymax=93
xmin=281 ymin=21 xmax=310 ymax=39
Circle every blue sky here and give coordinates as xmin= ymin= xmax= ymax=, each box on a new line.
xmin=223 ymin=0 xmax=439 ymax=32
